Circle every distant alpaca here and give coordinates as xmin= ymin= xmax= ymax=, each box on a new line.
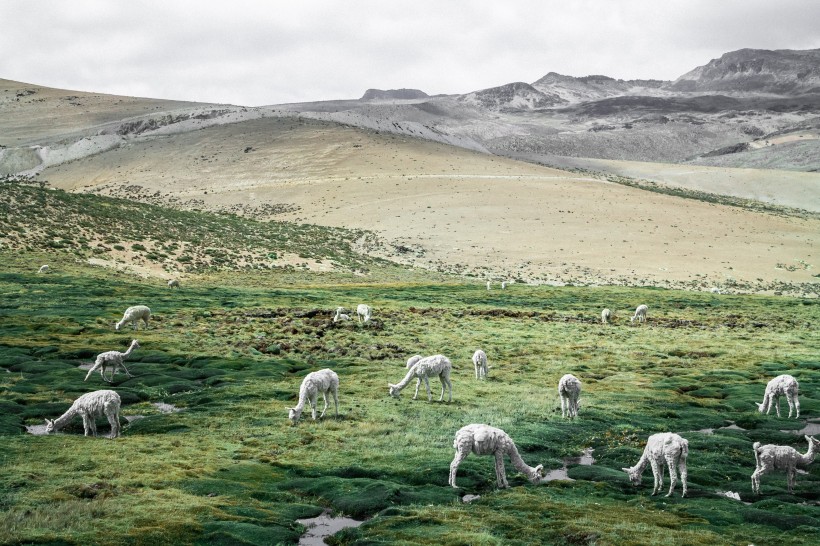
xmin=167 ymin=279 xmax=180 ymax=289
xmin=38 ymin=264 xmax=49 ymax=274
xmin=356 ymin=304 xmax=371 ymax=323
xmin=449 ymin=424 xmax=544 ymax=489
xmin=288 ymin=368 xmax=339 ymax=423
xmin=710 ymin=287 xmax=721 ymax=294
xmin=601 ymin=308 xmax=611 ymax=324
xmin=115 ymin=305 xmax=151 ymax=331
xmin=622 ymin=432 xmax=689 ymax=497
xmin=752 ymin=435 xmax=819 ymax=494
xmin=501 ymin=281 xmax=507 ymax=289
xmin=472 ymin=349 xmax=488 ymax=380
xmin=45 ymin=390 xmax=122 ymax=438
xmin=630 ymin=304 xmax=648 ymax=324
xmin=756 ymin=374 xmax=800 ymax=418
xmin=333 ymin=307 xmax=350 ymax=322
xmin=558 ymin=374 xmax=581 ymax=418
xmin=486 ymin=281 xmax=491 ymax=290
xmin=84 ymin=339 xmax=140 ymax=383
xmin=389 ymin=354 xmax=452 ymax=402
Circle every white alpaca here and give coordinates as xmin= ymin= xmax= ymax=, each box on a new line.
xmin=167 ymin=279 xmax=180 ymax=289
xmin=333 ymin=307 xmax=350 ymax=322
xmin=501 ymin=281 xmax=507 ymax=289
xmin=84 ymin=340 xmax=140 ymax=383
xmin=472 ymin=349 xmax=488 ymax=380
xmin=752 ymin=435 xmax=819 ymax=494
xmin=38 ymin=264 xmax=49 ymax=274
xmin=406 ymin=355 xmax=423 ymax=369
xmin=115 ymin=305 xmax=151 ymax=331
xmin=356 ymin=304 xmax=371 ymax=323
xmin=622 ymin=433 xmax=689 ymax=497
xmin=710 ymin=287 xmax=721 ymax=294
xmin=486 ymin=281 xmax=491 ymax=290
xmin=630 ymin=304 xmax=648 ymax=324
xmin=288 ymin=369 xmax=339 ymax=423
xmin=45 ymin=390 xmax=122 ymax=438
xmin=558 ymin=374 xmax=581 ymax=418
xmin=389 ymin=354 xmax=452 ymax=402
xmin=756 ymin=374 xmax=800 ymax=418
xmin=449 ymin=424 xmax=545 ymax=489
xmin=601 ymin=308 xmax=611 ymax=324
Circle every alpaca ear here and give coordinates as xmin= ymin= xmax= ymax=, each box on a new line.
xmin=621 ymin=467 xmax=630 ymax=473
xmin=534 ymin=464 xmax=543 ymax=473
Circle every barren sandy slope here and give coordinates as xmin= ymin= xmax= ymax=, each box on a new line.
xmin=39 ymin=116 xmax=819 ymax=294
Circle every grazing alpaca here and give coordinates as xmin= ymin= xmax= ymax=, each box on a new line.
xmin=752 ymin=435 xmax=819 ymax=494
xmin=558 ymin=374 xmax=581 ymax=418
xmin=449 ymin=424 xmax=545 ymax=489
xmin=115 ymin=305 xmax=151 ymax=331
xmin=356 ymin=304 xmax=371 ymax=323
xmin=288 ymin=369 xmax=339 ymax=423
xmin=38 ymin=264 xmax=49 ymax=274
xmin=389 ymin=354 xmax=452 ymax=402
xmin=167 ymin=279 xmax=180 ymax=289
xmin=333 ymin=307 xmax=350 ymax=323
xmin=710 ymin=287 xmax=721 ymax=294
xmin=84 ymin=339 xmax=140 ymax=383
xmin=601 ymin=308 xmax=611 ymax=324
xmin=756 ymin=374 xmax=800 ymax=418
xmin=622 ymin=432 xmax=689 ymax=497
xmin=45 ymin=390 xmax=122 ymax=438
xmin=630 ymin=304 xmax=648 ymax=324
xmin=486 ymin=281 xmax=491 ymax=290
xmin=472 ymin=349 xmax=488 ymax=380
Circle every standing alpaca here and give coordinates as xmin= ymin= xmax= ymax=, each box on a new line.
xmin=45 ymin=390 xmax=122 ymax=438
xmin=449 ymin=424 xmax=545 ymax=489
xmin=38 ymin=264 xmax=50 ymax=274
xmin=622 ymin=432 xmax=689 ymax=497
xmin=630 ymin=304 xmax=648 ymax=324
xmin=288 ymin=369 xmax=339 ymax=423
xmin=601 ymin=308 xmax=611 ymax=324
xmin=472 ymin=349 xmax=488 ymax=380
xmin=115 ymin=305 xmax=151 ymax=331
xmin=356 ymin=304 xmax=371 ymax=323
xmin=756 ymin=374 xmax=800 ymax=418
xmin=167 ymin=279 xmax=180 ymax=289
xmin=486 ymin=281 xmax=491 ymax=290
xmin=558 ymin=374 xmax=581 ymax=418
xmin=84 ymin=339 xmax=140 ymax=383
xmin=751 ymin=435 xmax=820 ymax=494
xmin=501 ymin=281 xmax=507 ymax=289
xmin=389 ymin=354 xmax=452 ymax=402
xmin=333 ymin=307 xmax=350 ymax=322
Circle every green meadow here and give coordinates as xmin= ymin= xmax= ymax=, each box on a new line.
xmin=1 ymin=184 xmax=819 ymax=545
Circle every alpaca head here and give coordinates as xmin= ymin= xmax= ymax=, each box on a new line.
xmin=807 ymin=435 xmax=820 ymax=451
xmin=529 ymin=464 xmax=545 ymax=483
xmin=115 ymin=322 xmax=122 ymax=331
xmin=44 ymin=418 xmax=56 ymax=434
xmin=388 ymin=384 xmax=401 ymax=397
xmin=288 ymin=407 xmax=302 ymax=423
xmin=622 ymin=466 xmax=642 ymax=486
xmin=131 ymin=339 xmax=140 ymax=349
xmin=755 ymin=401 xmax=766 ymax=413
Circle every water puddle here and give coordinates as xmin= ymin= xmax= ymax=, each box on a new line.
xmin=153 ymin=402 xmax=182 ymax=413
xmin=296 ymin=510 xmax=363 ymax=545
xmin=125 ymin=415 xmax=145 ymax=423
xmin=25 ymin=424 xmax=49 ymax=435
xmin=780 ymin=419 xmax=820 ymax=436
xmin=462 ymin=494 xmax=481 ymax=503
xmin=696 ymin=422 xmax=746 ymax=435
xmin=542 ymin=447 xmax=595 ymax=482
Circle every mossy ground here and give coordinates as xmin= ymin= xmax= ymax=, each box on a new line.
xmin=1 ymin=253 xmax=818 ymax=545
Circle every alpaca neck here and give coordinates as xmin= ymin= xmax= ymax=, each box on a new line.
xmin=123 ymin=343 xmax=137 ymax=358
xmin=798 ymin=441 xmax=818 ymax=466
xmin=631 ymin=453 xmax=650 ymax=476
xmin=293 ymin=385 xmax=309 ymax=411
xmin=394 ymin=367 xmax=418 ymax=390
xmin=505 ymin=441 xmax=538 ymax=478
xmin=52 ymin=406 xmax=79 ymax=431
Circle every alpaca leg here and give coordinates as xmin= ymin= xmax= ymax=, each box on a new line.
xmin=119 ymin=362 xmax=134 ymax=378
xmin=794 ymin=395 xmax=800 ymax=419
xmin=424 ymin=376 xmax=432 ymax=402
xmin=665 ymin=456 xmax=678 ymax=497
xmin=309 ymin=393 xmax=318 ymax=420
xmin=773 ymin=396 xmax=781 ymax=418
xmin=81 ymin=413 xmax=91 ymax=436
xmin=679 ymin=457 xmax=688 ymax=497
xmin=319 ymin=391 xmax=328 ymax=418
xmin=107 ymin=410 xmax=120 ymax=439
xmin=474 ymin=363 xmax=479 ymax=379
xmin=649 ymin=459 xmax=662 ymax=495
xmin=495 ymin=451 xmax=509 ymax=488
xmin=438 ymin=374 xmax=446 ymax=402
xmin=787 ymin=467 xmax=796 ymax=493
xmin=444 ymin=375 xmax=452 ymax=402
xmin=332 ymin=386 xmax=339 ymax=418
xmin=449 ymin=448 xmax=469 ymax=488
xmin=751 ymin=465 xmax=765 ymax=494
xmin=560 ymin=395 xmax=566 ymax=418
xmin=413 ymin=378 xmax=421 ymax=399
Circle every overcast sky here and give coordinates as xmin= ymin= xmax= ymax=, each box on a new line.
xmin=1 ymin=0 xmax=818 ymax=106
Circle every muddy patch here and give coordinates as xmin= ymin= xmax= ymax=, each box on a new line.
xmin=296 ymin=510 xmax=363 ymax=545
xmin=153 ymin=402 xmax=182 ymax=413
xmin=124 ymin=415 xmax=145 ymax=423
xmin=542 ymin=447 xmax=595 ymax=482
xmin=696 ymin=422 xmax=746 ymax=435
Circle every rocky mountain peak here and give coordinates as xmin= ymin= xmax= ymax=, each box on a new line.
xmin=360 ymin=88 xmax=429 ymax=101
